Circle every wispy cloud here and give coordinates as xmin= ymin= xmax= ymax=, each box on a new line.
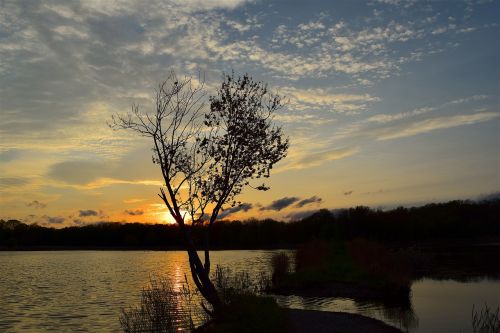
xmin=285 ymin=147 xmax=359 ymax=170
xmin=0 ymin=177 xmax=30 ymax=188
xmin=377 ymin=112 xmax=500 ymax=140
xmin=281 ymin=86 xmax=380 ymax=113
xmin=366 ymin=95 xmax=489 ymax=124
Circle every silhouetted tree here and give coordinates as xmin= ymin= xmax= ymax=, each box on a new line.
xmin=109 ymin=71 xmax=288 ymax=312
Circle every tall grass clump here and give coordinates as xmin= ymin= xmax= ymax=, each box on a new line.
xmin=213 ymin=265 xmax=256 ymax=301
xmin=120 ymin=275 xmax=204 ymax=333
xmin=270 ymin=252 xmax=290 ymax=286
xmin=472 ymin=304 xmax=500 ymax=333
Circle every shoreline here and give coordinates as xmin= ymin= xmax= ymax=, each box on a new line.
xmin=2 ymin=237 xmax=499 ymax=251
xmin=286 ymin=308 xmax=403 ymax=333
xmin=272 ymin=282 xmax=411 ymax=304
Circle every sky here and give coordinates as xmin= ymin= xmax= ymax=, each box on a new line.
xmin=0 ymin=0 xmax=499 ymax=227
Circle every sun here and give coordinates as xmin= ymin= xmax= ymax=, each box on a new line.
xmin=162 ymin=211 xmax=177 ymax=225
xmin=147 ymin=204 xmax=190 ymax=224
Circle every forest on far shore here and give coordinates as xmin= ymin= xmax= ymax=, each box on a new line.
xmin=1 ymin=199 xmax=499 ymax=250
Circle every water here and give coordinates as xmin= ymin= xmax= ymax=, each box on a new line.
xmin=0 ymin=251 xmax=499 ymax=332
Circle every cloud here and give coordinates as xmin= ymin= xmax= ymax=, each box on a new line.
xmin=295 ymin=196 xmax=322 ymax=208
xmin=366 ymin=95 xmax=488 ymax=124
xmin=0 ymin=177 xmax=30 ymax=188
xmin=46 ymin=147 xmax=162 ymax=188
xmin=0 ymin=149 xmax=22 ymax=163
xmin=261 ymin=197 xmax=300 ymax=211
xmin=1 ymin=0 xmax=497 ymax=222
xmin=335 ymin=94 xmax=496 ymax=144
xmin=48 ymin=161 xmax=110 ymax=185
xmin=377 ymin=112 xmax=500 ymax=140
xmin=344 ymin=190 xmax=353 ymax=196
xmin=289 ymin=147 xmax=359 ymax=170
xmin=44 ymin=215 xmax=65 ymax=224
xmin=281 ymin=86 xmax=380 ymax=113
xmin=124 ymin=198 xmax=146 ymax=204
xmin=125 ymin=209 xmax=144 ymax=216
xmin=26 ymin=200 xmax=47 ymax=209
xmin=374 ymin=0 xmax=416 ymax=5
xmin=286 ymin=210 xmax=318 ymax=221
xmin=219 ymin=203 xmax=253 ymax=219
xmin=79 ymin=209 xmax=98 ymax=217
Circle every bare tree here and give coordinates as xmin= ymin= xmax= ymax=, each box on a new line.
xmin=110 ymin=71 xmax=288 ymax=313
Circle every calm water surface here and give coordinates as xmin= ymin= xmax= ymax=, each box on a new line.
xmin=0 ymin=251 xmax=498 ymax=332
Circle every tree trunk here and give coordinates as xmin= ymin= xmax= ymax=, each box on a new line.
xmin=180 ymin=225 xmax=222 ymax=312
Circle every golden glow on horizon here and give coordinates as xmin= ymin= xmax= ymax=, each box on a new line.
xmin=161 ymin=211 xmax=177 ymax=225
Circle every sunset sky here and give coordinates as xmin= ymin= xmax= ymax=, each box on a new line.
xmin=1 ymin=0 xmax=499 ymax=226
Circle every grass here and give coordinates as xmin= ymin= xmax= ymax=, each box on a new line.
xmin=120 ymin=275 xmax=203 ymax=333
xmin=121 ymin=265 xmax=290 ymax=332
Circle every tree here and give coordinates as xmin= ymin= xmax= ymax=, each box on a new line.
xmin=110 ymin=71 xmax=289 ymax=313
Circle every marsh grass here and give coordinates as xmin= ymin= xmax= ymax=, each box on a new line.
xmin=120 ymin=275 xmax=205 ymax=333
xmin=270 ymin=252 xmax=290 ymax=286
xmin=213 ymin=265 xmax=256 ymax=301
xmin=472 ymin=304 xmax=500 ymax=333
xmin=121 ymin=265 xmax=287 ymax=333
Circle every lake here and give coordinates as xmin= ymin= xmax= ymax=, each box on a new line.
xmin=0 ymin=250 xmax=498 ymax=332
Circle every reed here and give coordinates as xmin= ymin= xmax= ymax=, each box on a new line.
xmin=120 ymin=275 xmax=203 ymax=333
xmin=270 ymin=252 xmax=290 ymax=286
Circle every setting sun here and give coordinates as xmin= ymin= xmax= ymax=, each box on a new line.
xmin=161 ymin=211 xmax=177 ymax=225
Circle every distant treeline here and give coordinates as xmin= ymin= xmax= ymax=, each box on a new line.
xmin=1 ymin=199 xmax=499 ymax=250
